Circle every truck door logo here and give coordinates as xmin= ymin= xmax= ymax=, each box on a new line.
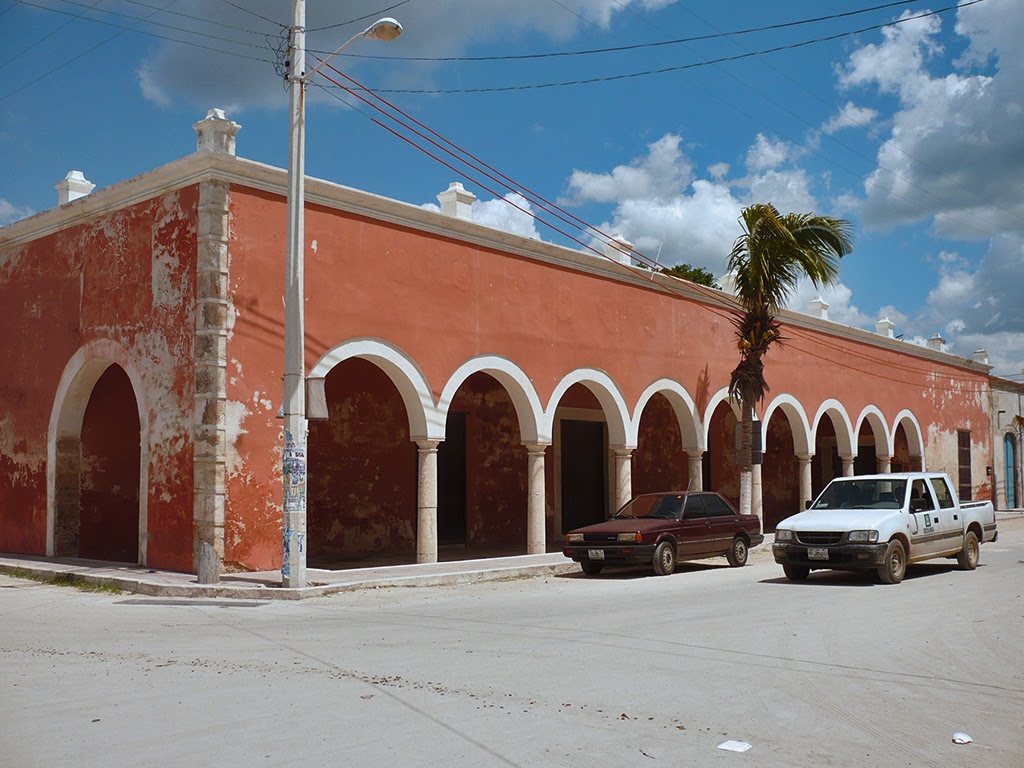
xmin=923 ymin=513 xmax=933 ymax=533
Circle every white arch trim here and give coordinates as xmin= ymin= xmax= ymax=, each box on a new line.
xmin=307 ymin=338 xmax=442 ymax=441
xmin=812 ymin=399 xmax=856 ymax=457
xmin=438 ymin=356 xmax=544 ymax=444
xmin=701 ymin=387 xmax=741 ymax=450
xmin=761 ymin=394 xmax=813 ymax=456
xmin=46 ymin=339 xmax=150 ymax=564
xmin=544 ymin=369 xmax=632 ymax=447
xmin=631 ymin=379 xmax=702 ymax=452
xmin=891 ymin=409 xmax=925 ymax=461
xmin=855 ymin=405 xmax=892 ymax=456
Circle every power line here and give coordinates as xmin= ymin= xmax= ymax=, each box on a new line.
xmin=118 ymin=0 xmax=275 ymax=35
xmin=0 ymin=0 xmax=274 ymax=101
xmin=0 ymin=0 xmax=109 ymax=71
xmin=344 ymin=0 xmax=928 ymax=62
xmin=307 ymin=0 xmax=415 ymax=33
xmin=360 ymin=1 xmax=984 ymax=93
xmin=216 ymin=0 xmax=283 ymax=29
xmin=34 ymin=0 xmax=272 ymax=49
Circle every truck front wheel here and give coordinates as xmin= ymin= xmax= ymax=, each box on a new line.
xmin=783 ymin=564 xmax=809 ymax=581
xmin=956 ymin=531 xmax=979 ymax=571
xmin=877 ymin=540 xmax=906 ymax=584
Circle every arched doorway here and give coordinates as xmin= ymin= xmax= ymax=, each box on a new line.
xmin=437 ymin=372 xmax=527 ymax=556
xmin=1005 ymin=433 xmax=1018 ymax=509
xmin=53 ymin=363 xmax=142 ymax=563
xmin=704 ymin=398 xmax=740 ymax=510
xmin=633 ymin=392 xmax=688 ymax=495
xmin=761 ymin=411 xmax=799 ymax=531
xmin=307 ymin=358 xmax=417 ymax=568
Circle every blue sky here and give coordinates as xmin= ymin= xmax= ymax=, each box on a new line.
xmin=2 ymin=0 xmax=1022 ymax=376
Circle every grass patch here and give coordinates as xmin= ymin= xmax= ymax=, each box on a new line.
xmin=1 ymin=567 xmax=124 ymax=594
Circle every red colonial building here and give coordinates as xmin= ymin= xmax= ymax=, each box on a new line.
xmin=0 ymin=110 xmax=995 ymax=580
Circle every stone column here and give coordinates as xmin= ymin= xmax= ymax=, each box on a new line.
xmin=193 ymin=177 xmax=231 ymax=584
xmin=841 ymin=455 xmax=856 ymax=477
xmin=752 ymin=463 xmax=763 ymax=525
xmin=877 ymin=454 xmax=892 ymax=474
xmin=797 ymin=453 xmax=813 ymax=510
xmin=613 ymin=448 xmax=633 ymax=512
xmin=524 ymin=443 xmax=549 ymax=554
xmin=416 ymin=440 xmax=440 ymax=564
xmin=686 ymin=451 xmax=704 ymax=491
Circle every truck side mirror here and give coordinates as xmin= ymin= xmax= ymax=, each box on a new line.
xmin=805 ymin=500 xmax=813 ymax=510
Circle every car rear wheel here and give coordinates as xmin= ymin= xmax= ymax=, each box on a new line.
xmin=726 ymin=536 xmax=748 ymax=567
xmin=652 ymin=541 xmax=675 ymax=576
xmin=956 ymin=530 xmax=979 ymax=571
xmin=877 ymin=540 xmax=906 ymax=584
xmin=580 ymin=561 xmax=603 ymax=576
xmin=783 ymin=564 xmax=809 ymax=581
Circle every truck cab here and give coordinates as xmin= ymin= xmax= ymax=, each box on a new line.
xmin=772 ymin=472 xmax=997 ymax=584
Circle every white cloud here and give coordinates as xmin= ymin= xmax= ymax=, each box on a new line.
xmin=820 ymin=101 xmax=879 ymax=134
xmin=136 ymin=0 xmax=679 ymax=109
xmin=420 ymin=191 xmax=540 ymax=240
xmin=745 ymin=133 xmax=796 ymax=173
xmin=471 ymin=193 xmax=541 ymax=239
xmin=0 ymin=198 xmax=33 ymax=226
xmin=786 ymin=278 xmax=873 ymax=328
xmin=838 ymin=4 xmax=1024 ymax=236
xmin=562 ymin=133 xmax=692 ymax=205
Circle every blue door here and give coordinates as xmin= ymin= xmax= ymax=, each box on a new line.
xmin=1006 ymin=434 xmax=1017 ymax=509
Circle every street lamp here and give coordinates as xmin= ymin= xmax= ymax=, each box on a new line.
xmin=282 ymin=4 xmax=403 ymax=588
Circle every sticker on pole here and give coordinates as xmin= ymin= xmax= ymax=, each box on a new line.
xmin=283 ymin=442 xmax=306 ymax=513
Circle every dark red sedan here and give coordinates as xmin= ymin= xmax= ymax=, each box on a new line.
xmin=563 ymin=492 xmax=763 ymax=576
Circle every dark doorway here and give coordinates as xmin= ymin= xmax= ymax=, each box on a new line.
xmin=438 ymin=412 xmax=468 ymax=545
xmin=79 ymin=364 xmax=140 ymax=563
xmin=854 ymin=444 xmax=877 ymax=476
xmin=560 ymin=419 xmax=606 ymax=532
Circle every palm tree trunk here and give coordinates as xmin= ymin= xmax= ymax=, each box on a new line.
xmin=738 ymin=397 xmax=753 ymax=517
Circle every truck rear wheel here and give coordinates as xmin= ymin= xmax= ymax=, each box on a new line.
xmin=877 ymin=540 xmax=906 ymax=584
xmin=956 ymin=531 xmax=979 ymax=571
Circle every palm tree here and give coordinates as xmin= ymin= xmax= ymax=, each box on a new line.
xmin=727 ymin=204 xmax=853 ymax=518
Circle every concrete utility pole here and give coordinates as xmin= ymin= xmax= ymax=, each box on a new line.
xmin=282 ymin=0 xmax=402 ymax=588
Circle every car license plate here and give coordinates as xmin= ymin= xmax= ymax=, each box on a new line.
xmin=587 ymin=549 xmax=605 ymax=560
xmin=808 ymin=547 xmax=829 ymax=561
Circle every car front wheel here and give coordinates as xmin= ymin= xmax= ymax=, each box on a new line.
xmin=652 ymin=541 xmax=675 ymax=576
xmin=726 ymin=536 xmax=748 ymax=567
xmin=877 ymin=540 xmax=907 ymax=584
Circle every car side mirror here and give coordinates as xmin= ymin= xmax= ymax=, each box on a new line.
xmin=910 ymin=498 xmax=927 ymax=513
xmin=805 ymin=500 xmax=813 ymax=510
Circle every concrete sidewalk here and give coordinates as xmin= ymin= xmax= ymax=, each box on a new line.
xmin=5 ymin=512 xmax=1020 ymax=600
xmin=0 ymin=551 xmax=579 ymax=600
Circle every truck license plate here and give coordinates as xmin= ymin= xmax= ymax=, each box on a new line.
xmin=587 ymin=549 xmax=605 ymax=560
xmin=808 ymin=547 xmax=829 ymax=561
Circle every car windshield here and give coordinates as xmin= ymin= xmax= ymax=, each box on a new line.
xmin=613 ymin=494 xmax=684 ymax=520
xmin=811 ymin=479 xmax=907 ymax=510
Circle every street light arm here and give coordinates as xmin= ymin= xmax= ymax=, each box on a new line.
xmin=304 ymin=17 xmax=402 ymax=81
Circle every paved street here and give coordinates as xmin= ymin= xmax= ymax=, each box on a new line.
xmin=2 ymin=521 xmax=1022 ymax=768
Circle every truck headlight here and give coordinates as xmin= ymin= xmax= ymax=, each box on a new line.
xmin=617 ymin=532 xmax=643 ymax=543
xmin=566 ymin=533 xmax=584 ymax=544
xmin=848 ymin=530 xmax=879 ymax=543
xmin=775 ymin=529 xmax=794 ymax=542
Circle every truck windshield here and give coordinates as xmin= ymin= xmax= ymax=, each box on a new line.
xmin=811 ymin=479 xmax=907 ymax=510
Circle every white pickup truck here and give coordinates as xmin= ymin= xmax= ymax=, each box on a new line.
xmin=773 ymin=472 xmax=997 ymax=584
